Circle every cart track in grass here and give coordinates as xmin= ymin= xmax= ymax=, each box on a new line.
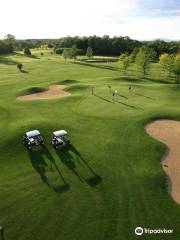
xmin=146 ymin=120 xmax=180 ymax=204
xmin=17 ymin=85 xmax=71 ymax=100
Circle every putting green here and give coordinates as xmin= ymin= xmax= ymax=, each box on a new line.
xmin=73 ymin=85 xmax=160 ymax=118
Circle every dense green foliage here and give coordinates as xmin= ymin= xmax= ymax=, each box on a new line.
xmin=15 ymin=36 xmax=141 ymax=56
xmin=13 ymin=36 xmax=180 ymax=57
xmin=0 ymin=51 xmax=180 ymax=240
xmin=146 ymin=39 xmax=180 ymax=56
xmin=0 ymin=40 xmax=13 ymax=54
xmin=120 ymin=53 xmax=131 ymax=72
xmin=71 ymin=45 xmax=79 ymax=61
xmin=86 ymin=47 xmax=93 ymax=59
xmin=136 ymin=47 xmax=156 ymax=75
xmin=24 ymin=47 xmax=32 ymax=56
xmin=159 ymin=53 xmax=180 ymax=83
xmin=1 ymin=35 xmax=180 ymax=59
xmin=62 ymin=48 xmax=72 ymax=61
xmin=55 ymin=48 xmax=64 ymax=54
xmin=0 ymin=34 xmax=16 ymax=54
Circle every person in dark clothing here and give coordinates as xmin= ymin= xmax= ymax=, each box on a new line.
xmin=108 ymin=85 xmax=112 ymax=94
xmin=17 ymin=63 xmax=23 ymax=71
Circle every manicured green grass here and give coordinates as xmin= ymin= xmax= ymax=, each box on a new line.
xmin=0 ymin=52 xmax=180 ymax=240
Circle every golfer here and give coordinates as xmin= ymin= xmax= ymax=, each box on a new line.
xmin=112 ymin=92 xmax=116 ymax=102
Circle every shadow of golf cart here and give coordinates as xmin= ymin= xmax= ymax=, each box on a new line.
xmin=51 ymin=130 xmax=70 ymax=149
xmin=23 ymin=130 xmax=44 ymax=149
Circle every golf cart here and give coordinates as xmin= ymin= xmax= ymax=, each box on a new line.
xmin=23 ymin=130 xmax=44 ymax=149
xmin=51 ymin=130 xmax=70 ymax=149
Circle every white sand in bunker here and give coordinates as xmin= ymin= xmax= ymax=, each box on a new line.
xmin=146 ymin=120 xmax=180 ymax=204
xmin=17 ymin=85 xmax=71 ymax=100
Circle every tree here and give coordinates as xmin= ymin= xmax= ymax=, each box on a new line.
xmin=0 ymin=34 xmax=16 ymax=54
xmin=121 ymin=53 xmax=131 ymax=73
xmin=176 ymin=53 xmax=180 ymax=61
xmin=159 ymin=53 xmax=180 ymax=83
xmin=24 ymin=47 xmax=31 ymax=56
xmin=119 ymin=53 xmax=128 ymax=61
xmin=159 ymin=53 xmax=174 ymax=73
xmin=62 ymin=48 xmax=70 ymax=62
xmin=55 ymin=48 xmax=64 ymax=54
xmin=4 ymin=34 xmax=16 ymax=50
xmin=160 ymin=53 xmax=170 ymax=70
xmin=0 ymin=40 xmax=13 ymax=54
xmin=70 ymin=45 xmax=78 ymax=61
xmin=173 ymin=55 xmax=180 ymax=83
xmin=40 ymin=44 xmax=48 ymax=50
xmin=86 ymin=47 xmax=93 ymax=59
xmin=135 ymin=47 xmax=155 ymax=75
xmin=129 ymin=47 xmax=139 ymax=63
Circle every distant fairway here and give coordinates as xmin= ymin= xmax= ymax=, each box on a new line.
xmin=0 ymin=51 xmax=180 ymax=240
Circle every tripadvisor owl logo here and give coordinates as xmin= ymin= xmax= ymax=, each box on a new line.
xmin=135 ymin=227 xmax=144 ymax=236
xmin=134 ymin=227 xmax=174 ymax=236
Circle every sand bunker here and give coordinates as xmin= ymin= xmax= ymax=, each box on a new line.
xmin=17 ymin=85 xmax=71 ymax=100
xmin=146 ymin=120 xmax=180 ymax=204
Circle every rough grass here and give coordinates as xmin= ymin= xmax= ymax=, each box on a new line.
xmin=0 ymin=51 xmax=180 ymax=240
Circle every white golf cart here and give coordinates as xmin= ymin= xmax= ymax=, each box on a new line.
xmin=51 ymin=130 xmax=70 ymax=149
xmin=23 ymin=130 xmax=44 ymax=149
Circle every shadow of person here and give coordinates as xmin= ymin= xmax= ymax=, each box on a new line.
xmin=20 ymin=70 xmax=29 ymax=74
xmin=56 ymin=147 xmax=84 ymax=182
xmin=31 ymin=55 xmax=40 ymax=59
xmin=118 ymin=94 xmax=128 ymax=99
xmin=116 ymin=100 xmax=138 ymax=110
xmin=28 ymin=146 xmax=69 ymax=193
xmin=41 ymin=145 xmax=68 ymax=186
xmin=68 ymin=145 xmax=102 ymax=187
xmin=94 ymin=94 xmax=112 ymax=103
xmin=133 ymin=92 xmax=155 ymax=100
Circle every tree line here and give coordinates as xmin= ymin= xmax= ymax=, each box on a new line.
xmin=119 ymin=47 xmax=180 ymax=82
xmin=18 ymin=36 xmax=180 ymax=58
xmin=1 ymin=34 xmax=180 ymax=58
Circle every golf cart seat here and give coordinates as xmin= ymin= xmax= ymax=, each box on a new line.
xmin=23 ymin=130 xmax=44 ymax=149
xmin=51 ymin=130 xmax=70 ymax=149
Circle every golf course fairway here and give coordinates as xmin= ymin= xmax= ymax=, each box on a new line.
xmin=0 ymin=52 xmax=180 ymax=240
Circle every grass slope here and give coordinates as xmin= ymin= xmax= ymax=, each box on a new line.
xmin=0 ymin=52 xmax=180 ymax=240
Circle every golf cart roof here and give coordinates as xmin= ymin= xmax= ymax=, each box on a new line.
xmin=53 ymin=130 xmax=67 ymax=137
xmin=26 ymin=130 xmax=41 ymax=138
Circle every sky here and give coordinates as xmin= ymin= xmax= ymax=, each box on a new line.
xmin=0 ymin=0 xmax=180 ymax=40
